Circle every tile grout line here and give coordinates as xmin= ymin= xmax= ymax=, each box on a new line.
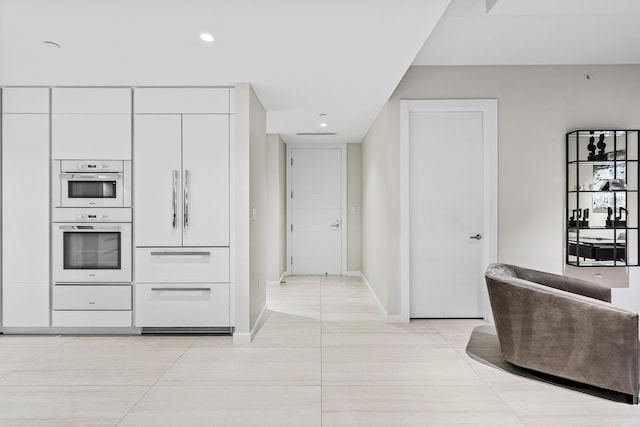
xmin=113 ymin=336 xmax=200 ymax=426
xmin=444 ymin=326 xmax=528 ymax=427
xmin=0 ymin=335 xmax=77 ymax=381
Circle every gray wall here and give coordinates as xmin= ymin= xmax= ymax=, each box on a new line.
xmin=234 ymin=83 xmax=267 ymax=341
xmin=362 ymin=65 xmax=640 ymax=316
xmin=266 ymin=134 xmax=287 ymax=283
xmin=347 ymin=143 xmax=362 ymax=272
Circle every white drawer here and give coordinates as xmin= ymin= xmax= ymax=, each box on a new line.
xmin=52 ymin=310 xmax=132 ymax=327
xmin=53 ymin=285 xmax=131 ymax=310
xmin=135 ymin=247 xmax=229 ymax=283
xmin=134 ymin=283 xmax=230 ymax=327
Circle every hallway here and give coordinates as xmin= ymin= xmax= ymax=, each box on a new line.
xmin=0 ymin=276 xmax=638 ymax=425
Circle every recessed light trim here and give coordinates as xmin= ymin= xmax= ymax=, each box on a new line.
xmin=43 ymin=40 xmax=61 ymax=48
xmin=200 ymin=33 xmax=214 ymax=42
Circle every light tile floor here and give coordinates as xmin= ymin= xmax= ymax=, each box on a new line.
xmin=0 ymin=275 xmax=638 ymax=426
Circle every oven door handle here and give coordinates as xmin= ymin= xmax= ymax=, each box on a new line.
xmin=58 ymin=225 xmax=122 ymax=231
xmin=60 ymin=173 xmax=122 ymax=180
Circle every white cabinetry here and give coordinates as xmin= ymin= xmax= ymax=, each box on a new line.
xmin=134 ymin=88 xmax=231 ymax=329
xmin=52 ymin=88 xmax=132 ymax=160
xmin=2 ymin=88 xmax=50 ymax=327
xmin=135 ymin=114 xmax=229 ymax=247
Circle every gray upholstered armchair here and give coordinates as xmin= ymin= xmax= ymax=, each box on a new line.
xmin=485 ymin=263 xmax=639 ymax=404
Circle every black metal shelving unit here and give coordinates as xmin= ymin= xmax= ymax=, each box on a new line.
xmin=566 ymin=130 xmax=640 ymax=267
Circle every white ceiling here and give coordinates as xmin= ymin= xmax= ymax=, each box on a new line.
xmin=1 ymin=0 xmax=639 ymax=145
xmin=414 ymin=0 xmax=640 ymax=66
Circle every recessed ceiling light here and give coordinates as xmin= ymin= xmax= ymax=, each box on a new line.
xmin=200 ymin=33 xmax=214 ymax=42
xmin=43 ymin=40 xmax=61 ymax=48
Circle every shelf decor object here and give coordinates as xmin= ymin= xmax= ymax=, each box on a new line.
xmin=566 ymin=130 xmax=640 ymax=267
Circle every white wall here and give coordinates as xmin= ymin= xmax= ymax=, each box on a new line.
xmin=362 ymin=65 xmax=640 ymax=316
xmin=266 ymin=134 xmax=287 ymax=284
xmin=234 ymin=83 xmax=267 ymax=342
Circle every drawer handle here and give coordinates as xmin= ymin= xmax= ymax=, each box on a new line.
xmin=151 ymin=287 xmax=211 ymax=292
xmin=149 ymin=251 xmax=211 ymax=256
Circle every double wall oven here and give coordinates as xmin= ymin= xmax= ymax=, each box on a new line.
xmin=52 ymin=160 xmax=132 ymax=284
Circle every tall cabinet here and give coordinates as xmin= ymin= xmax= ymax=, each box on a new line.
xmin=2 ymin=88 xmax=51 ymax=327
xmin=133 ymin=88 xmax=232 ymax=330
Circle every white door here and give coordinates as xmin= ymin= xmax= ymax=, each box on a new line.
xmin=134 ymin=114 xmax=183 ymax=247
xmin=182 ymin=114 xmax=230 ymax=247
xmin=409 ymin=110 xmax=485 ymax=318
xmin=289 ymin=148 xmax=342 ymax=275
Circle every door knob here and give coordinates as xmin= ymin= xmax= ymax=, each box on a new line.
xmin=469 ymin=234 xmax=482 ymax=240
xmin=330 ymin=221 xmax=340 ymax=228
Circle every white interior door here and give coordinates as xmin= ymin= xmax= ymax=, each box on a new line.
xmin=409 ymin=110 xmax=484 ymax=318
xmin=289 ymin=147 xmax=342 ymax=275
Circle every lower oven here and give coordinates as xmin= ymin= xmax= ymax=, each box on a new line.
xmin=53 ymin=222 xmax=132 ymax=283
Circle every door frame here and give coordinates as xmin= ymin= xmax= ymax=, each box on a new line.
xmin=286 ymin=143 xmax=347 ymax=276
xmin=399 ymin=100 xmax=498 ymax=322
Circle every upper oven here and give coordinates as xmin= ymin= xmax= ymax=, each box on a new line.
xmin=54 ymin=160 xmax=131 ymax=208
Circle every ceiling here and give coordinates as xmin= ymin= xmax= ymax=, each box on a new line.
xmin=415 ymin=0 xmax=640 ymax=65
xmin=0 ymin=0 xmax=639 ymax=145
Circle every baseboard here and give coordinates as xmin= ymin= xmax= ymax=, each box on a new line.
xmin=267 ymin=272 xmax=288 ymax=287
xmin=361 ymin=273 xmax=407 ymax=324
xmin=1 ymin=327 xmax=143 ymax=335
xmin=344 ymin=271 xmax=361 ymax=277
xmin=384 ymin=315 xmax=406 ymax=323
xmin=232 ymin=303 xmax=269 ymax=344
xmin=232 ymin=332 xmax=252 ymax=344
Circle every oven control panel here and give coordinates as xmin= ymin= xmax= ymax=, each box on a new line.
xmin=61 ymin=160 xmax=125 ymax=173
xmin=53 ymin=207 xmax=132 ymax=223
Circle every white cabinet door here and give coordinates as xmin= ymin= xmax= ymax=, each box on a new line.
xmin=3 ymin=87 xmax=49 ymax=113
xmin=52 ymin=114 xmax=131 ymax=160
xmin=3 ymin=283 xmax=50 ymax=327
xmin=2 ymin=112 xmax=50 ymax=327
xmin=2 ymin=114 xmax=50 ymax=284
xmin=52 ymin=88 xmax=131 ymax=113
xmin=134 ymin=88 xmax=229 ymax=113
xmin=182 ymin=115 xmax=230 ymax=247
xmin=134 ymin=114 xmax=183 ymax=247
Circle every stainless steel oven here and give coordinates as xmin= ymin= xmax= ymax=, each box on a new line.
xmin=54 ymin=160 xmax=131 ymax=208
xmin=53 ymin=208 xmax=132 ymax=283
